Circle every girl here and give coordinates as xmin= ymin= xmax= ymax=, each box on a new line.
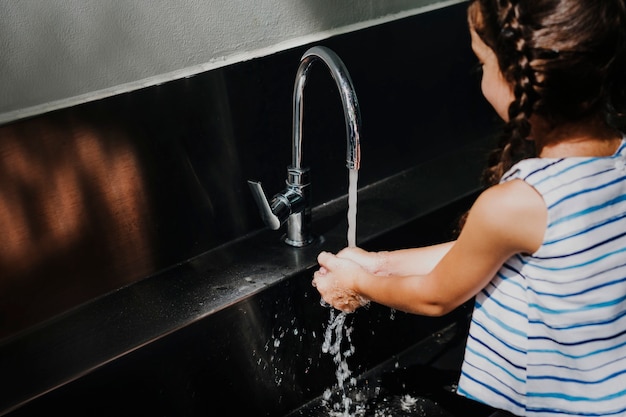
xmin=312 ymin=0 xmax=626 ymax=415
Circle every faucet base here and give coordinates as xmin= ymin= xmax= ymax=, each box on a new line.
xmin=283 ymin=235 xmax=315 ymax=247
xmin=284 ymin=209 xmax=314 ymax=247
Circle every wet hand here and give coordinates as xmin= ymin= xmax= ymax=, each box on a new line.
xmin=312 ymin=251 xmax=369 ymax=313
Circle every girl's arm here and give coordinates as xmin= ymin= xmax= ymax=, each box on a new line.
xmin=332 ymin=242 xmax=454 ymax=277
xmin=314 ymin=179 xmax=547 ymax=315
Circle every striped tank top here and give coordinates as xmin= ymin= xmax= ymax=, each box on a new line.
xmin=457 ymin=135 xmax=626 ymax=416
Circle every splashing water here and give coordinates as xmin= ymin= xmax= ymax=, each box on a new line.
xmin=321 ymin=309 xmax=360 ymax=416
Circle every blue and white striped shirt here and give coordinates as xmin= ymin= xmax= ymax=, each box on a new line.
xmin=457 ymin=136 xmax=626 ymax=416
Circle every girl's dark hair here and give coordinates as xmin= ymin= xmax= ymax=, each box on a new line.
xmin=469 ymin=0 xmax=626 ymax=186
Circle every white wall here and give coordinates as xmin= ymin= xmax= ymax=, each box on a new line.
xmin=0 ymin=0 xmax=464 ymax=125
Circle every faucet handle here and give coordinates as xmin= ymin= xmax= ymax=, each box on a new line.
xmin=247 ymin=180 xmax=285 ymax=230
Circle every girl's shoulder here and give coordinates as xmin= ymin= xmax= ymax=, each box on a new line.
xmin=466 ymin=179 xmax=547 ymax=256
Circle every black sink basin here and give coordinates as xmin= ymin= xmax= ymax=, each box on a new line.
xmin=0 ymin=140 xmax=498 ymax=417
xmin=7 ymin=197 xmax=492 ymax=417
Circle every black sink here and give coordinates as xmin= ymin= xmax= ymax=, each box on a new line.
xmin=0 ymin=140 xmax=498 ymax=417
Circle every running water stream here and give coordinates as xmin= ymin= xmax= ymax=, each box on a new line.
xmin=347 ymin=168 xmax=358 ymax=248
xmin=320 ymin=168 xmax=360 ymax=416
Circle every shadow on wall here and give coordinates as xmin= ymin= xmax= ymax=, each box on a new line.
xmin=0 ymin=114 xmax=155 ymax=339
xmin=0 ymin=67 xmax=256 ymax=341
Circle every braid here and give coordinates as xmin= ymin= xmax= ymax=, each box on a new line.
xmin=482 ymin=0 xmax=537 ymax=187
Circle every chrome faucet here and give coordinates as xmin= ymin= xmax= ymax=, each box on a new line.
xmin=248 ymin=46 xmax=362 ymax=247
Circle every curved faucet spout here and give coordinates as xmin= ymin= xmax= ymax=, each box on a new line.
xmin=292 ymin=46 xmax=361 ymax=171
xmin=248 ymin=46 xmax=362 ymax=247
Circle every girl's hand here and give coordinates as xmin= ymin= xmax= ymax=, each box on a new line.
xmin=312 ymin=251 xmax=369 ymax=313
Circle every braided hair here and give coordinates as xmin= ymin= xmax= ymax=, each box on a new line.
xmin=468 ymin=0 xmax=626 ymax=186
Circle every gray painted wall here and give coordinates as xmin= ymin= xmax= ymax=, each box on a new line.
xmin=0 ymin=0 xmax=464 ymax=125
